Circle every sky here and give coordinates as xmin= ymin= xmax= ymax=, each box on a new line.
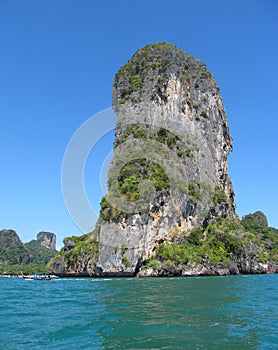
xmin=0 ymin=0 xmax=277 ymax=248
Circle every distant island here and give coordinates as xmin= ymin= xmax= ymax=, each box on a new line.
xmin=0 ymin=230 xmax=57 ymax=275
xmin=2 ymin=43 xmax=277 ymax=277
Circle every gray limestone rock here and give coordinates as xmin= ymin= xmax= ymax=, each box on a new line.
xmin=37 ymin=231 xmax=56 ymax=250
xmin=96 ymin=43 xmax=236 ymax=276
xmin=50 ymin=43 xmax=278 ymax=277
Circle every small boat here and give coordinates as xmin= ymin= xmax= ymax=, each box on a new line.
xmin=22 ymin=273 xmax=51 ymax=280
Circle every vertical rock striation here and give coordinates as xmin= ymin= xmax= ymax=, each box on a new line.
xmin=50 ymin=43 xmax=278 ymax=277
xmin=96 ymin=43 xmax=236 ymax=276
xmin=37 ymin=231 xmax=56 ymax=250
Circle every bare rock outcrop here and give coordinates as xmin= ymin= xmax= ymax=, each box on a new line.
xmin=37 ymin=231 xmax=56 ymax=250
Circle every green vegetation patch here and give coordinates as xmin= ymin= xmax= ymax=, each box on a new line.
xmin=241 ymin=211 xmax=278 ymax=261
xmin=0 ymin=231 xmax=57 ymax=275
xmin=114 ymin=42 xmax=216 ymax=105
xmin=25 ymin=240 xmax=57 ymax=265
xmin=114 ymin=124 xmax=148 ymax=147
xmin=100 ymin=157 xmax=170 ymax=222
xmin=212 ymin=186 xmax=228 ymax=204
xmin=53 ymin=232 xmax=99 ymax=269
xmin=0 ymin=263 xmax=51 ymax=275
xmin=114 ymin=124 xmax=198 ymax=167
xmin=118 ymin=158 xmax=170 ymax=200
xmin=143 ymin=214 xmax=278 ymax=271
xmin=100 ymin=196 xmax=124 ymax=222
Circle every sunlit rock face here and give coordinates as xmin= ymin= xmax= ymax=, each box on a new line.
xmin=96 ymin=43 xmax=236 ymax=276
xmin=37 ymin=231 xmax=56 ymax=250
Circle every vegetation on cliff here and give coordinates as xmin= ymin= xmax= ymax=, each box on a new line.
xmin=50 ymin=43 xmax=277 ymax=277
xmin=99 ymin=120 xmax=227 ymax=223
xmin=49 ymin=210 xmax=278 ymax=277
xmin=242 ymin=211 xmax=278 ymax=261
xmin=113 ymin=42 xmax=216 ymax=106
xmin=142 ymin=212 xmax=278 ymax=274
xmin=50 ymin=231 xmax=99 ymax=276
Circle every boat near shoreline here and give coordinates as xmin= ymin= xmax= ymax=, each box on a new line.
xmin=22 ymin=273 xmax=52 ymax=280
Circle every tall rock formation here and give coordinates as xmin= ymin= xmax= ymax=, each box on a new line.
xmin=50 ymin=43 xmax=278 ymax=277
xmin=37 ymin=231 xmax=56 ymax=250
xmin=96 ymin=43 xmax=235 ymax=276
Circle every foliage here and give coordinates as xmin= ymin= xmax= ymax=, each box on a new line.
xmin=114 ymin=124 xmax=147 ymax=147
xmin=53 ymin=232 xmax=99 ymax=269
xmin=0 ymin=263 xmax=51 ymax=275
xmin=146 ymin=212 xmax=278 ymax=272
xmin=155 ymin=127 xmax=179 ymax=148
xmin=242 ymin=211 xmax=268 ymax=230
xmin=187 ymin=227 xmax=203 ymax=246
xmin=100 ymin=156 xmax=171 ymax=222
xmin=188 ymin=183 xmax=201 ymax=201
xmin=200 ymin=111 xmax=208 ymax=118
xmin=0 ymin=245 xmax=30 ymax=265
xmin=122 ymin=256 xmax=130 ymax=268
xmin=212 ymin=186 xmax=228 ymax=204
xmin=241 ymin=212 xmax=278 ymax=260
xmin=100 ymin=196 xmax=123 ymax=222
xmin=114 ymin=124 xmax=187 ymax=155
xmin=25 ymin=240 xmax=57 ymax=264
xmin=120 ymin=175 xmax=140 ymax=201
xmin=156 ymin=242 xmax=189 ymax=264
xmin=114 ymin=42 xmax=215 ymax=105
xmin=117 ymin=158 xmax=169 ymax=201
xmin=0 ymin=233 xmax=30 ymax=265
xmin=119 ymin=74 xmax=143 ymax=104
xmin=0 ymin=231 xmax=56 ymax=274
xmin=156 ymin=225 xmax=237 ymax=265
xmin=142 ymin=258 xmax=160 ymax=270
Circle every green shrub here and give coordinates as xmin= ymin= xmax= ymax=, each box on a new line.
xmin=100 ymin=196 xmax=122 ymax=221
xmin=200 ymin=111 xmax=208 ymax=118
xmin=242 ymin=211 xmax=268 ymax=230
xmin=212 ymin=186 xmax=227 ymax=204
xmin=117 ymin=158 xmax=170 ymax=202
xmin=120 ymin=176 xmax=140 ymax=201
xmin=52 ymin=232 xmax=99 ymax=269
xmin=154 ymin=218 xmax=248 ymax=266
xmin=156 ymin=242 xmax=188 ymax=264
xmin=122 ymin=256 xmax=130 ymax=267
xmin=142 ymin=258 xmax=160 ymax=270
xmin=187 ymin=227 xmax=203 ymax=246
xmin=188 ymin=183 xmax=201 ymax=201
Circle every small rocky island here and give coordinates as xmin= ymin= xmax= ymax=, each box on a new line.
xmin=50 ymin=43 xmax=278 ymax=277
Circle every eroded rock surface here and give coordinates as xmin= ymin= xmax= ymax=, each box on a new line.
xmin=51 ymin=43 xmax=278 ymax=277
xmin=37 ymin=231 xmax=56 ymax=250
xmin=97 ymin=43 xmax=236 ymax=275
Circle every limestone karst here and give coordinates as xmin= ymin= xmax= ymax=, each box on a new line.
xmin=50 ymin=43 xmax=278 ymax=276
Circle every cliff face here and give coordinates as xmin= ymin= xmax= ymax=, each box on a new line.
xmin=97 ymin=43 xmax=236 ymax=276
xmin=50 ymin=233 xmax=99 ymax=277
xmin=37 ymin=231 xmax=56 ymax=250
xmin=51 ymin=43 xmax=278 ymax=277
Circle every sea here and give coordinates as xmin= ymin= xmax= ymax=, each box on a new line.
xmin=0 ymin=274 xmax=277 ymax=349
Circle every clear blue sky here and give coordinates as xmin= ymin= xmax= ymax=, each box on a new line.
xmin=1 ymin=0 xmax=277 ymax=248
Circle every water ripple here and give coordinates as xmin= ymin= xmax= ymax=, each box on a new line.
xmin=0 ymin=275 xmax=278 ymax=349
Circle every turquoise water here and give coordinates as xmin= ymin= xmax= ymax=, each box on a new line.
xmin=0 ymin=275 xmax=277 ymax=349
